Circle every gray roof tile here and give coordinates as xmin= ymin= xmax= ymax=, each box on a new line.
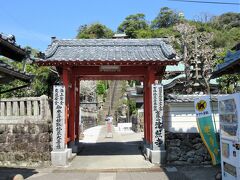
xmin=41 ymin=38 xmax=177 ymax=62
xmin=0 ymin=33 xmax=28 ymax=61
xmin=0 ymin=60 xmax=32 ymax=83
xmin=165 ymin=94 xmax=222 ymax=103
xmin=212 ymin=50 xmax=240 ymax=78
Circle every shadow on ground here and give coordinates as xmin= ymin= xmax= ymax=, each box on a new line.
xmin=77 ymin=141 xmax=143 ymax=156
xmin=0 ymin=167 xmax=38 ymax=180
xmin=161 ymin=167 xmax=190 ymax=180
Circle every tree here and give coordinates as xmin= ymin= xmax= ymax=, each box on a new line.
xmin=151 ymin=7 xmax=180 ymax=29
xmin=210 ymin=12 xmax=240 ymax=30
xmin=96 ymin=81 xmax=107 ymax=95
xmin=77 ymin=23 xmax=114 ymax=39
xmin=0 ymin=62 xmax=58 ymax=98
xmin=215 ymin=50 xmax=240 ymax=94
xmin=175 ymin=23 xmax=216 ymax=94
xmin=0 ymin=47 xmax=59 ymax=98
xmin=118 ymin=13 xmax=149 ymax=38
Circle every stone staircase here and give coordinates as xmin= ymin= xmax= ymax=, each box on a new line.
xmin=98 ymin=81 xmax=124 ymax=125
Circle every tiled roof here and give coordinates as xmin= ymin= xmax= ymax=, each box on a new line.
xmin=211 ymin=50 xmax=240 ymax=78
xmin=0 ymin=33 xmax=28 ymax=61
xmin=40 ymin=38 xmax=177 ymax=62
xmin=163 ymin=74 xmax=218 ymax=89
xmin=165 ymin=94 xmax=221 ymax=103
xmin=0 ymin=60 xmax=32 ymax=83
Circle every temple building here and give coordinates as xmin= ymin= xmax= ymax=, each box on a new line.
xmin=0 ymin=33 xmax=32 ymax=91
xmin=211 ymin=43 xmax=240 ymax=78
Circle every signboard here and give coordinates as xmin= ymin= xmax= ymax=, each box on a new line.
xmin=152 ymin=84 xmax=164 ymax=150
xmin=218 ymin=93 xmax=240 ymax=180
xmin=194 ymin=96 xmax=220 ymax=165
xmin=195 ymin=96 xmax=211 ymax=118
xmin=99 ymin=65 xmax=120 ymax=72
xmin=53 ymin=85 xmax=66 ymax=151
xmin=219 ymin=98 xmax=238 ymax=138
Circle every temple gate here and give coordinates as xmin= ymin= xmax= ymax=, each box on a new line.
xmin=37 ymin=38 xmax=178 ymax=165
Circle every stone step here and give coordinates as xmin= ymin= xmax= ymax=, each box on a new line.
xmin=68 ymin=153 xmax=77 ymax=162
xmin=98 ymin=81 xmax=126 ymax=124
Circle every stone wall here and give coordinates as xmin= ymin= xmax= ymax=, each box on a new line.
xmin=81 ymin=109 xmax=97 ymax=130
xmin=166 ymin=132 xmax=213 ymax=165
xmin=0 ymin=95 xmax=52 ymax=167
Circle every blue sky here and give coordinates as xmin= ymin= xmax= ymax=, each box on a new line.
xmin=1 ymin=0 xmax=239 ymax=51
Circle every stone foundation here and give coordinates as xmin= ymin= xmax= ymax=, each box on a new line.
xmin=82 ymin=116 xmax=97 ymax=130
xmin=0 ymin=122 xmax=52 ymax=167
xmin=81 ymin=110 xmax=97 ymax=130
xmin=0 ymin=96 xmax=52 ymax=167
xmin=165 ymin=132 xmax=213 ymax=165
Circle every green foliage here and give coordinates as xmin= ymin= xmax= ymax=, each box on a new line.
xmin=153 ymin=27 xmax=179 ymax=38
xmin=118 ymin=13 xmax=149 ymax=38
xmin=122 ymin=99 xmax=136 ymax=115
xmin=0 ymin=56 xmax=58 ymax=98
xmin=136 ymin=29 xmax=153 ymax=38
xmin=214 ymin=50 xmax=227 ymax=66
xmin=211 ymin=27 xmax=240 ymax=49
xmin=189 ymin=21 xmax=214 ymax=32
xmin=96 ymin=80 xmax=107 ymax=95
xmin=211 ymin=31 xmax=228 ymax=48
xmin=210 ymin=12 xmax=240 ymax=30
xmin=77 ymin=23 xmax=114 ymax=39
xmin=151 ymin=7 xmax=180 ymax=29
xmin=214 ymin=50 xmax=240 ymax=94
xmin=128 ymin=99 xmax=136 ymax=115
xmin=217 ymin=74 xmax=240 ymax=94
xmin=136 ymin=27 xmax=179 ymax=39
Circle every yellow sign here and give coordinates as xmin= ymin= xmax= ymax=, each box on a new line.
xmin=196 ymin=100 xmax=207 ymax=112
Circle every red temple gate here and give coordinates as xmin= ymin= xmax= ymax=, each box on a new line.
xmin=37 ymin=38 xmax=178 ymax=154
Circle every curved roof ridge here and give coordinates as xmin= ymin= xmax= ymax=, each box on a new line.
xmin=42 ymin=38 xmax=178 ymax=63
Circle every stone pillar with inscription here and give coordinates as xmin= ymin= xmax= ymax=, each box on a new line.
xmin=148 ymin=84 xmax=166 ymax=164
xmin=51 ymin=85 xmax=69 ymax=166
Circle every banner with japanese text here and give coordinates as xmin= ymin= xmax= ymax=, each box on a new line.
xmin=194 ymin=96 xmax=220 ymax=165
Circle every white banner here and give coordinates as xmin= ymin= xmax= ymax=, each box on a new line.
xmin=53 ymin=85 xmax=66 ymax=151
xmin=152 ymin=84 xmax=164 ymax=150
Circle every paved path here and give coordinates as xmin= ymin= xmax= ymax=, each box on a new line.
xmin=0 ymin=125 xmax=220 ymax=180
xmin=65 ymin=125 xmax=155 ymax=170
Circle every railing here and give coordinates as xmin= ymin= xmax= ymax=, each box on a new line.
xmin=0 ymin=95 xmax=52 ymax=123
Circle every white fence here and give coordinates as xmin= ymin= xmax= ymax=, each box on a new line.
xmin=117 ymin=123 xmax=132 ymax=131
xmin=0 ymin=95 xmax=52 ymax=123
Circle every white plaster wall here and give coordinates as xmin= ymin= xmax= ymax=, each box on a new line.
xmin=164 ymin=102 xmax=219 ymax=133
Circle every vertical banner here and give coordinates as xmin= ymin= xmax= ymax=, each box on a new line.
xmin=53 ymin=85 xmax=66 ymax=151
xmin=152 ymin=84 xmax=165 ymax=150
xmin=194 ymin=96 xmax=220 ymax=165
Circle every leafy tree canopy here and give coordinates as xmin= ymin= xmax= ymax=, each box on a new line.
xmin=118 ymin=13 xmax=149 ymax=38
xmin=210 ymin=12 xmax=240 ymax=30
xmin=96 ymin=81 xmax=108 ymax=95
xmin=151 ymin=7 xmax=180 ymax=29
xmin=77 ymin=23 xmax=114 ymax=39
xmin=0 ymin=48 xmax=58 ymax=98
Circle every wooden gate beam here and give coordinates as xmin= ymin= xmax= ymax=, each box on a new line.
xmin=144 ymin=66 xmax=156 ymax=144
xmin=75 ymin=78 xmax=80 ymax=141
xmin=69 ymin=72 xmax=76 ymax=142
xmin=73 ymin=66 xmax=147 ymax=76
xmin=62 ymin=68 xmax=70 ymax=144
